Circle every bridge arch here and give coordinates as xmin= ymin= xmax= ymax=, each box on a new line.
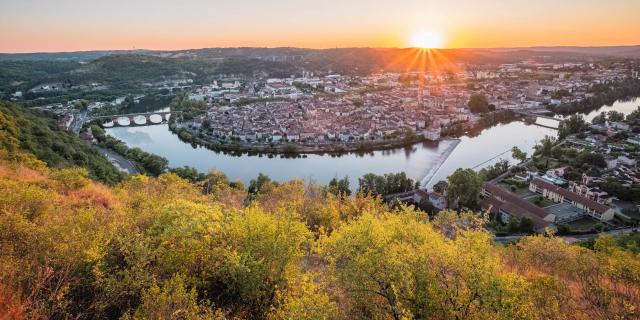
xmin=149 ymin=114 xmax=163 ymax=124
xmin=115 ymin=117 xmax=131 ymax=126
xmin=133 ymin=115 xmax=147 ymax=125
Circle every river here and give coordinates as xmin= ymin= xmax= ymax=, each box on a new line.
xmin=105 ymin=97 xmax=639 ymax=188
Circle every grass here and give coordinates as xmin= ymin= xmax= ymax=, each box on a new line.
xmin=526 ymin=196 xmax=556 ymax=208
xmin=497 ymin=182 xmax=532 ymax=196
xmin=565 ymin=217 xmax=601 ymax=232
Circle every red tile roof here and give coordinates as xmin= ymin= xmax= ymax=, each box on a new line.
xmin=482 ymin=183 xmax=553 ymax=230
xmin=530 ymin=178 xmax=610 ymax=213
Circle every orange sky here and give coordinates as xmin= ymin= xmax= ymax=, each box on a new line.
xmin=1 ymin=0 xmax=639 ymax=53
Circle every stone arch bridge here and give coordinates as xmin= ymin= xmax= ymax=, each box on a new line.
xmin=88 ymin=111 xmax=181 ymax=127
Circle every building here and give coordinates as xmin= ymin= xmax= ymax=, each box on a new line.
xmin=569 ymin=183 xmax=612 ymax=205
xmin=422 ymin=128 xmax=441 ymax=141
xmin=610 ymin=122 xmax=630 ymax=131
xmin=618 ymin=156 xmax=637 ymax=167
xmin=425 ymin=191 xmax=447 ymax=211
xmin=529 ymin=178 xmax=614 ymax=222
xmin=482 ymin=183 xmax=556 ymax=233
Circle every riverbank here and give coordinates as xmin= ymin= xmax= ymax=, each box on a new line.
xmin=553 ymin=78 xmax=640 ymax=115
xmin=167 ymin=109 xmax=516 ymax=156
xmin=169 ymin=123 xmax=429 ymax=156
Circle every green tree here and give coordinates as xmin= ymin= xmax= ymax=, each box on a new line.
xmin=358 ymin=172 xmax=418 ymax=196
xmin=607 ymin=110 xmax=625 ymax=122
xmin=169 ymin=166 xmax=206 ymax=183
xmin=327 ymin=176 xmax=351 ymax=197
xmin=576 ymin=151 xmax=606 ymax=168
xmin=121 ymin=95 xmax=135 ymax=109
xmin=558 ymin=114 xmax=587 ymax=139
xmin=534 ymin=135 xmax=556 ymax=157
xmin=591 ymin=112 xmax=607 ymax=125
xmin=479 ymin=159 xmax=510 ymax=181
xmin=511 ymin=146 xmax=528 ymax=163
xmin=432 ymin=180 xmax=448 ymax=194
xmin=446 ymin=168 xmax=483 ymax=209
xmin=468 ymin=93 xmax=490 ymax=114
xmin=248 ymin=173 xmax=276 ymax=195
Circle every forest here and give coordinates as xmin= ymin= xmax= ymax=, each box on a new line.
xmin=0 ymin=102 xmax=124 ymax=183
xmin=1 ymin=103 xmax=640 ymax=320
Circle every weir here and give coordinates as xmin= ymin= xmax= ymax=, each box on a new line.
xmin=420 ymin=139 xmax=461 ymax=188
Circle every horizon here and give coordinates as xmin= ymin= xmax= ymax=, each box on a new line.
xmin=2 ymin=0 xmax=640 ymax=53
xmin=3 ymin=44 xmax=640 ymax=55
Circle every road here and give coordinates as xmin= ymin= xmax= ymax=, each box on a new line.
xmin=71 ymin=109 xmax=88 ymax=134
xmin=67 ymin=109 xmax=137 ymax=175
xmin=494 ymin=227 xmax=639 ymax=244
xmin=96 ymin=147 xmax=138 ymax=175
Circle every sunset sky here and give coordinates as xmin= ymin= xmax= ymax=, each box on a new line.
xmin=1 ymin=0 xmax=639 ymax=53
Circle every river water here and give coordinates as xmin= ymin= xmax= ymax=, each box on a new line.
xmin=106 ymin=98 xmax=639 ymax=188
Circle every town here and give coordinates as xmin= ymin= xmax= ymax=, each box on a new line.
xmin=167 ymin=59 xmax=638 ymax=153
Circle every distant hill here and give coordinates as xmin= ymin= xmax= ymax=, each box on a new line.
xmin=491 ymin=45 xmax=640 ymax=58
xmin=0 ymin=50 xmax=158 ymax=62
xmin=2 ymin=45 xmax=639 ymax=63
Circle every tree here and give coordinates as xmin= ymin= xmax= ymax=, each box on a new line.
xmin=607 ymin=110 xmax=625 ymax=122
xmin=358 ymin=172 xmax=418 ymax=196
xmin=576 ymin=151 xmax=606 ymax=168
xmin=248 ymin=173 xmax=276 ymax=195
xmin=511 ymin=146 xmax=528 ymax=163
xmin=432 ymin=209 xmax=487 ymax=239
xmin=446 ymin=168 xmax=483 ymax=209
xmin=479 ymin=159 xmax=510 ymax=181
xmin=73 ymin=99 xmax=89 ymax=110
xmin=432 ymin=180 xmax=448 ymax=194
xmin=468 ymin=93 xmax=490 ymax=113
xmin=327 ymin=176 xmax=351 ymax=197
xmin=121 ymin=95 xmax=135 ymax=109
xmin=534 ymin=135 xmax=556 ymax=157
xmin=519 ymin=217 xmax=534 ymax=233
xmin=591 ymin=112 xmax=607 ymax=125
xmin=558 ymin=114 xmax=587 ymax=139
xmin=417 ymin=197 xmax=436 ymax=214
xmin=169 ymin=166 xmax=206 ymax=183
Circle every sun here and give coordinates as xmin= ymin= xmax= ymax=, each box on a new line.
xmin=408 ymin=30 xmax=444 ymax=49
